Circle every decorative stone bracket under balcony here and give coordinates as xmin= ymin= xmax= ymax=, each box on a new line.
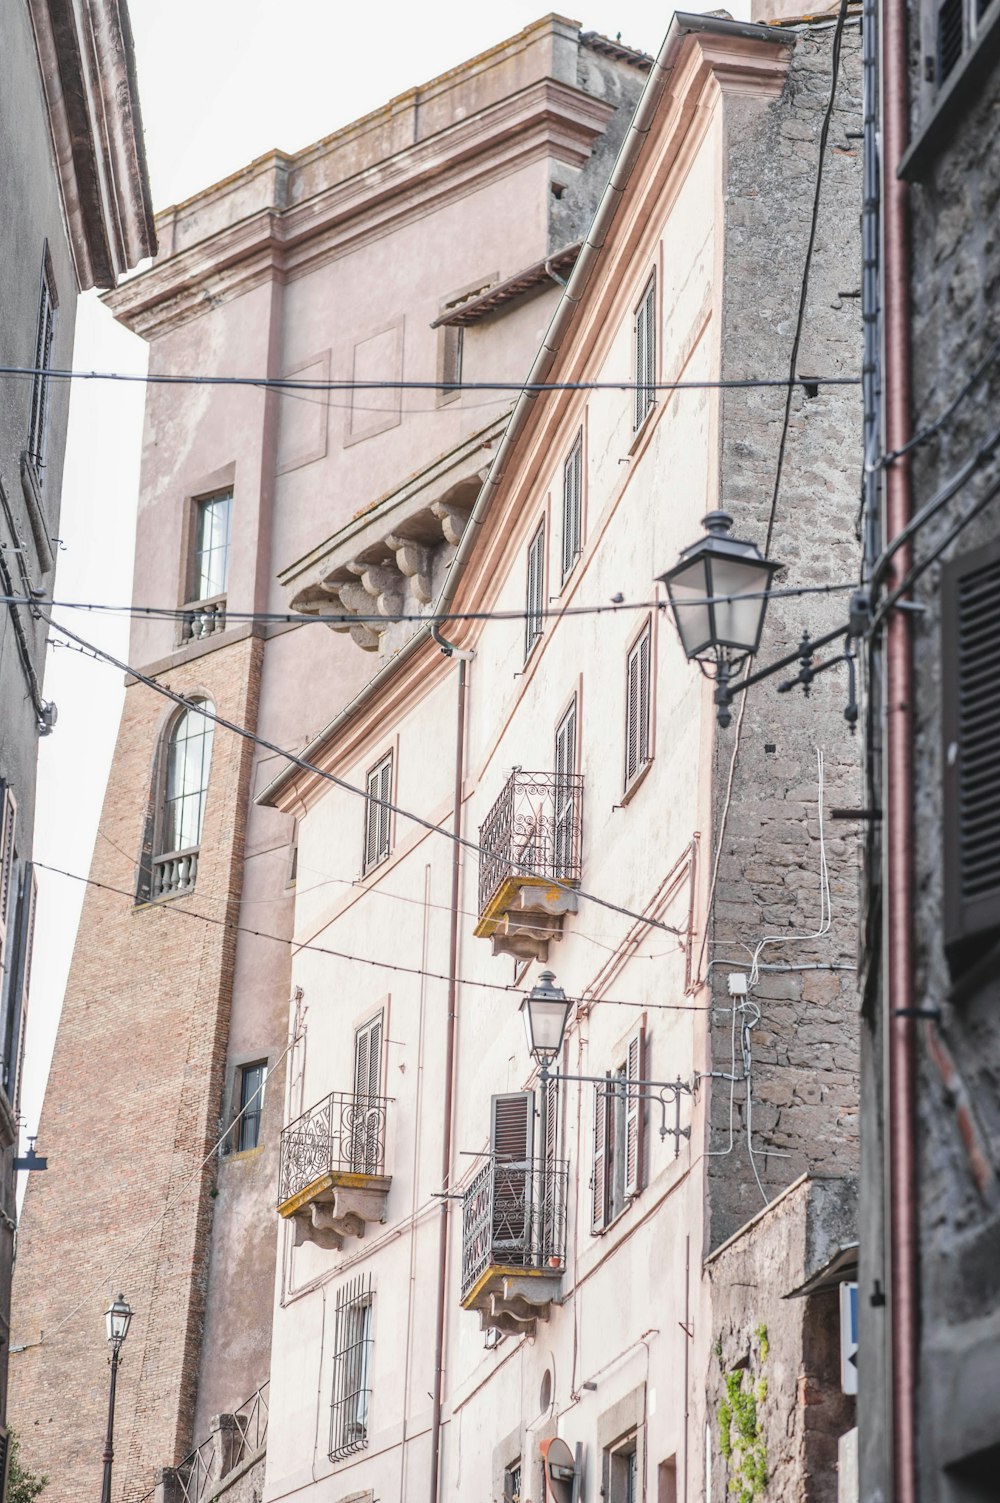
xmin=475 ymin=770 xmax=584 ymax=961
xmin=278 ymin=1091 xmax=391 ymax=1250
xmin=461 ymin=1158 xmax=569 ymax=1337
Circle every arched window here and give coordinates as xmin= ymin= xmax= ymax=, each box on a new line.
xmin=140 ymin=702 xmax=214 ymax=902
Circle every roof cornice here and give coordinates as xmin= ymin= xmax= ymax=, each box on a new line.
xmin=27 ymin=0 xmax=156 ymax=290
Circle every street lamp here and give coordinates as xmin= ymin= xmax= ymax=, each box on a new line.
xmin=519 ymin=973 xmax=695 ymax=1154
xmin=101 ymin=1294 xmax=133 ymax=1503
xmin=520 ymin=971 xmax=573 ymax=1070
xmin=658 ymin=511 xmax=865 ymax=728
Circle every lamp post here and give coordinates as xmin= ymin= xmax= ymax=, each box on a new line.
xmin=520 ymin=974 xmax=695 ymax=1154
xmin=100 ymin=1294 xmax=133 ymax=1503
xmin=658 ymin=511 xmax=864 ymax=727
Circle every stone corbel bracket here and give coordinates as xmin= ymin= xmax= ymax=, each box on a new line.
xmin=279 ymin=1172 xmax=392 ymax=1250
xmin=476 ymin=878 xmax=580 ymax=962
xmin=463 ymin=1269 xmax=563 ymax=1337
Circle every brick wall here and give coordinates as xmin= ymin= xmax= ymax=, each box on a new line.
xmin=10 ymin=635 xmax=262 ymax=1503
xmin=706 ymin=24 xmax=864 ymax=1248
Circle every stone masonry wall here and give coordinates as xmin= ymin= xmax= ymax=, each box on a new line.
xmin=882 ymin=41 xmax=1000 ymax=1502
xmin=707 ymin=22 xmax=864 ymax=1248
xmin=10 ymin=635 xmax=262 ymax=1503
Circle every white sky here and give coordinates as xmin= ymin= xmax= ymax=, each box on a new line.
xmin=22 ymin=0 xmax=750 ymax=1152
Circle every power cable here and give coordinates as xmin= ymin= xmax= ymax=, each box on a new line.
xmin=880 ymin=332 xmax=1000 ymax=469
xmin=34 ymin=859 xmax=708 ymax=1014
xmin=41 ymin=612 xmax=689 ymax=941
xmin=0 ymin=363 xmax=861 ymax=396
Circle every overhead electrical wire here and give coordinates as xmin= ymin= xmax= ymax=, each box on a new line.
xmin=42 ymin=611 xmax=688 ymax=940
xmin=0 ymin=363 xmax=861 ymax=396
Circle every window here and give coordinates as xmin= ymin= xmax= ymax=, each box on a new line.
xmin=140 ymin=702 xmax=215 ymax=902
xmin=490 ymin=1092 xmax=534 ymax=1264
xmin=554 ymin=697 xmax=578 ymax=874
xmin=942 ymin=538 xmax=1000 ymax=965
xmin=184 ymin=491 xmax=232 ymax=639
xmin=633 ymin=275 xmax=656 ymax=432
xmin=561 ymin=432 xmax=583 ymax=581
xmin=352 ymin=1011 xmax=383 ymax=1174
xmin=525 ymin=520 xmax=546 ymax=659
xmin=441 ymin=325 xmax=464 ymax=396
xmin=363 ymin=752 xmax=393 ymax=873
xmin=0 ymin=786 xmax=17 ymax=988
xmin=625 ymin=621 xmax=652 ymax=792
xmin=232 ymin=1061 xmax=267 ymax=1153
xmin=26 ymin=252 xmax=57 ymax=478
xmin=0 ymin=787 xmax=35 ymax=1110
xmin=503 ymin=1459 xmax=522 ymax=1503
xmin=932 ymin=0 xmax=998 ymax=88
xmin=330 ymin=1273 xmax=374 ymax=1460
xmin=592 ymin=1020 xmax=646 ymax=1232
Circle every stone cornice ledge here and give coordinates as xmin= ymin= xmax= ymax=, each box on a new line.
xmin=27 ymin=0 xmax=156 ymax=289
xmin=104 ymin=79 xmax=615 ymax=338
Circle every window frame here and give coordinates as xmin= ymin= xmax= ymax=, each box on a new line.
xmin=623 ymin=617 xmax=654 ymax=797
xmin=137 ymin=700 xmax=215 ymax=904
xmin=632 ymin=273 xmax=657 ymax=434
xmin=232 ymin=1060 xmax=268 ymax=1155
xmin=561 ymin=430 xmax=584 ymax=583
xmin=591 ymin=1017 xmax=647 ymax=1233
xmin=524 ymin=519 xmax=546 ymax=661
xmin=901 ymin=0 xmax=1000 ymax=177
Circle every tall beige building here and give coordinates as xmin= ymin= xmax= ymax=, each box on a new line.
xmin=10 ymin=20 xmax=647 ymax=1501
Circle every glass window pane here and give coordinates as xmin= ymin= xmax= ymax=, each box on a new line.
xmin=163 ymin=706 xmax=214 ymax=853
xmin=193 ymin=493 xmax=232 ymax=600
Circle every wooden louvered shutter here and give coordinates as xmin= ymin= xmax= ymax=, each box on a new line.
xmin=942 ymin=542 xmax=1000 ymax=959
xmin=562 ymin=435 xmax=582 ymax=580
xmin=377 ymin=756 xmax=392 ymax=863
xmin=525 ymin=522 xmax=545 ymax=657
xmin=490 ymin=1092 xmax=534 ymax=1163
xmin=491 ymin=1092 xmax=534 ymax=1261
xmin=624 ymin=1020 xmax=646 ymax=1198
xmin=634 ymin=277 xmax=656 ymax=430
xmin=353 ymin=1010 xmax=383 ymax=1173
xmin=354 ymin=1011 xmax=383 ymax=1102
xmin=591 ymin=1074 xmax=610 ymax=1232
xmin=364 ymin=754 xmax=392 ymax=872
xmin=554 ymin=698 xmax=577 ymax=874
xmin=626 ymin=624 xmax=652 ymax=789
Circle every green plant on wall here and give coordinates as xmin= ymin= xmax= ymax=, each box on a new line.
xmin=716 ymin=1325 xmax=768 ymax=1502
xmin=6 ymin=1429 xmax=47 ymax=1503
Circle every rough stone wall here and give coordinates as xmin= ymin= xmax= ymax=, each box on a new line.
xmin=9 ymin=636 xmax=262 ymax=1503
xmin=707 ymin=22 xmax=864 ymax=1248
xmin=859 ymin=41 xmax=1000 ymax=1503
xmin=706 ymin=1177 xmax=856 ymax=1503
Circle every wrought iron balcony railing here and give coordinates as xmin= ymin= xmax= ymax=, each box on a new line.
xmin=278 ymin=1090 xmax=390 ymax=1206
xmin=477 ymin=769 xmax=584 ymax=917
xmin=461 ymin=1157 xmax=569 ymax=1302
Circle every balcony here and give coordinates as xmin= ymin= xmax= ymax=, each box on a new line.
xmin=475 ymin=770 xmax=583 ymax=961
xmin=277 ymin=1091 xmax=391 ymax=1250
xmin=151 ymin=849 xmax=199 ymax=900
xmin=461 ymin=1158 xmax=569 ymax=1336
xmin=180 ymin=594 xmax=226 ymax=643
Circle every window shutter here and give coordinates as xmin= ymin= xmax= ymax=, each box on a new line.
xmin=626 ymin=624 xmax=652 ymax=789
xmin=364 ymin=754 xmax=392 ymax=871
xmin=562 ymin=435 xmax=582 ymax=580
xmin=354 ymin=1011 xmax=383 ymax=1101
xmin=625 ymin=1020 xmax=646 ymax=1198
xmin=378 ymin=756 xmax=392 ymax=863
xmin=634 ymin=278 xmax=656 ymax=430
xmin=0 ymin=788 xmax=16 ymax=977
xmin=525 ymin=522 xmax=545 ymax=657
xmin=942 ymin=543 xmax=1000 ymax=958
xmin=541 ymin=1077 xmax=559 ymax=1165
xmin=554 ymin=699 xmax=577 ymax=873
xmin=591 ymin=1075 xmax=610 ymax=1232
xmin=3 ymin=863 xmax=34 ymax=1108
xmin=490 ymin=1091 xmax=534 ymax=1163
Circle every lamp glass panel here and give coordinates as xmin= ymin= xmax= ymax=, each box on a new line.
xmin=525 ymin=996 xmax=571 ymax=1059
xmin=666 ymin=560 xmax=713 ymax=659
xmin=106 ymin=1299 xmax=132 ymax=1344
xmin=706 ymin=557 xmax=773 ymax=651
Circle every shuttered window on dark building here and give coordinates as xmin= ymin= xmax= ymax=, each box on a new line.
xmin=942 ymin=539 xmax=1000 ymax=963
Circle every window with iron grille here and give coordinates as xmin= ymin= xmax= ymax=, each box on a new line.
xmin=233 ymin=1061 xmax=267 ymax=1153
xmin=561 ymin=432 xmax=583 ymax=581
xmin=504 ymin=1459 xmax=522 ymax=1503
xmin=329 ymin=1273 xmax=373 ymax=1461
xmin=592 ymin=1020 xmax=646 ymax=1232
xmin=942 ymin=538 xmax=1000 ymax=965
xmin=633 ymin=275 xmax=656 ymax=432
xmin=363 ymin=752 xmax=393 ymax=873
xmin=624 ymin=621 xmax=652 ymax=792
xmin=26 ymin=251 xmax=57 ymax=478
xmin=525 ymin=521 xmax=546 ymax=659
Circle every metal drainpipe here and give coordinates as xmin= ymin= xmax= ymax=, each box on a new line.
xmin=428 ymin=624 xmax=471 ymax=1503
xmin=881 ymin=0 xmax=918 ymax=1496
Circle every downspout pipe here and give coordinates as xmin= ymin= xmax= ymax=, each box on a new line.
xmin=428 ymin=624 xmax=471 ymax=1503
xmin=881 ymin=1 xmax=918 ymax=1498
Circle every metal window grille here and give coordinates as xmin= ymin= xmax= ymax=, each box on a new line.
xmin=329 ymin=1274 xmax=373 ymax=1461
xmin=27 ymin=262 xmax=56 ymax=475
xmin=625 ymin=622 xmax=652 ymax=789
xmin=633 ymin=276 xmax=656 ymax=431
xmin=236 ymin=1062 xmax=267 ymax=1153
xmin=504 ymin=1460 xmax=522 ymax=1503
xmin=525 ymin=521 xmax=546 ymax=658
xmin=363 ymin=752 xmax=393 ymax=872
xmin=561 ymin=433 xmax=583 ymax=580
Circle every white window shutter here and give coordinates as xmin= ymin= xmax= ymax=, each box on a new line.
xmin=626 ymin=624 xmax=652 ymax=788
xmin=364 ymin=754 xmax=392 ymax=871
xmin=378 ymin=756 xmax=392 ymax=862
xmin=554 ymin=699 xmax=577 ymax=873
xmin=525 ymin=522 xmax=545 ymax=657
xmin=625 ymin=1021 xmax=647 ymax=1198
